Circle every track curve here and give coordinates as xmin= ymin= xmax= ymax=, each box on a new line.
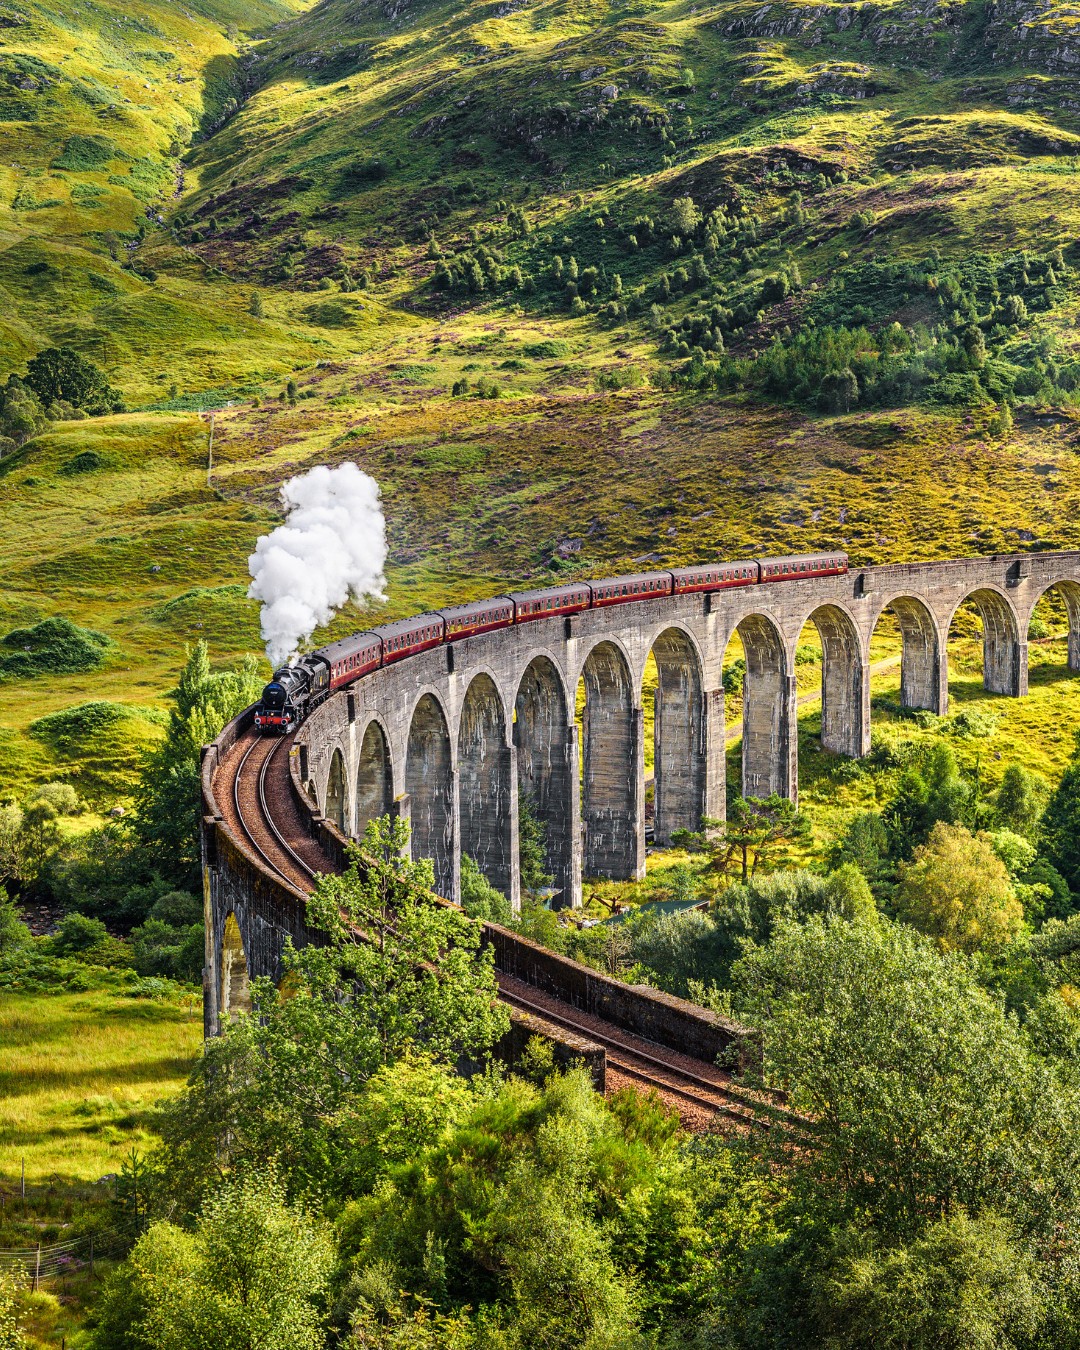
xmin=212 ymin=727 xmax=782 ymax=1132
xmin=219 ymin=729 xmax=331 ymax=894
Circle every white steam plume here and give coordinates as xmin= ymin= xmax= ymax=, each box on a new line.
xmin=248 ymin=462 xmax=387 ymax=668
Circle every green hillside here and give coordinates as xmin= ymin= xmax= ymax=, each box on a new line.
xmin=2 ymin=0 xmax=1080 ymax=803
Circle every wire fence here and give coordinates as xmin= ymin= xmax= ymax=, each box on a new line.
xmin=0 ymin=1222 xmax=137 ymax=1288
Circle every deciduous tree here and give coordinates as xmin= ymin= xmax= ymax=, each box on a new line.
xmin=733 ymin=916 xmax=1080 ymax=1240
xmin=1042 ymin=732 xmax=1080 ymax=898
xmin=91 ymin=1172 xmax=333 ymax=1350
xmin=896 ymin=821 xmax=1023 ymax=954
xmin=24 ymin=346 xmax=121 ymax=414
xmin=154 ymin=816 xmax=508 ymax=1208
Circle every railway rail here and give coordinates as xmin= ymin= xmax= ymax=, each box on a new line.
xmin=226 ymin=731 xmax=323 ymax=894
xmin=215 ymin=730 xmax=773 ymax=1132
xmin=497 ymin=976 xmax=801 ymax=1133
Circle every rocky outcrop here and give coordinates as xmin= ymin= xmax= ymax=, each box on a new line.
xmin=986 ymin=0 xmax=1080 ymax=72
xmin=720 ymin=0 xmax=965 ymax=57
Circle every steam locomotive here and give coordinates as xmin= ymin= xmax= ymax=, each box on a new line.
xmin=254 ymin=552 xmax=848 ymax=734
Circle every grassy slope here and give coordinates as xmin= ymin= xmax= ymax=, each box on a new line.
xmin=0 ymin=988 xmax=201 ymax=1346
xmin=0 ymin=989 xmax=200 ymax=1184
xmin=0 ymin=0 xmax=1078 ymax=821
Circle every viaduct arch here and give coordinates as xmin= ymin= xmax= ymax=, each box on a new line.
xmin=213 ymin=552 xmax=1080 ymax=934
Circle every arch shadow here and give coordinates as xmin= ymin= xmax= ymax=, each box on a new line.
xmin=580 ymin=640 xmax=642 ymax=880
xmin=459 ymin=673 xmax=513 ymax=899
xmin=735 ymin=613 xmax=794 ymax=800
xmin=355 ymin=719 xmax=393 ymax=837
xmin=1031 ymin=579 xmax=1080 ymax=672
xmin=406 ymin=693 xmax=455 ymax=897
xmin=325 ymin=748 xmax=348 ymax=834
xmin=515 ymin=655 xmax=575 ymax=906
xmin=220 ymin=912 xmax=251 ymax=1020
xmin=650 ymin=627 xmax=705 ymax=843
xmin=805 ymin=604 xmax=867 ymax=758
xmin=948 ymin=587 xmax=1023 ymax=697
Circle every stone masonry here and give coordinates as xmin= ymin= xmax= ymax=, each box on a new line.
xmin=292 ymin=552 xmax=1080 ymax=911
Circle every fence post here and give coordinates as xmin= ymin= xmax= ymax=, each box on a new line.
xmin=20 ymin=1159 xmax=24 ymax=1199
xmin=32 ymin=1242 xmax=40 ymax=1292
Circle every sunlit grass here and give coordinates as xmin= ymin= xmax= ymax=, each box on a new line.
xmin=0 ymin=991 xmax=201 ymax=1185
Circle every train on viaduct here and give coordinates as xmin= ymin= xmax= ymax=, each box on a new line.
xmin=201 ymin=550 xmax=1080 ymax=1107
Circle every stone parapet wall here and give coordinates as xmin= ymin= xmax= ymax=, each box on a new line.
xmin=483 ymin=922 xmax=755 ymax=1069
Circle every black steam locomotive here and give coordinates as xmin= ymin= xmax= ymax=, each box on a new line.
xmin=254 ymin=552 xmax=848 ymax=734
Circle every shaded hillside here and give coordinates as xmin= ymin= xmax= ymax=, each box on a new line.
xmin=0 ymin=0 xmax=322 ymax=402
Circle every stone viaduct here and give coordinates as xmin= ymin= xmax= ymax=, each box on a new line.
xmin=292 ymin=551 xmax=1080 ymax=912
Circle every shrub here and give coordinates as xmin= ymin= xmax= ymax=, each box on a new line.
xmin=895 ymin=821 xmax=1023 ymax=954
xmin=129 ymin=917 xmax=204 ymax=983
xmin=52 ymin=911 xmax=108 ymax=954
xmin=523 ymin=340 xmax=569 ymax=358
xmin=596 ymin=366 xmax=646 ymax=390
xmin=59 ymin=449 xmax=109 ymax=475
xmin=51 ymin=134 xmax=117 ymax=170
xmin=459 ymin=855 xmax=512 ymax=924
xmin=0 ymin=619 xmax=111 ymax=681
xmin=342 ymin=159 xmax=388 ymax=186
xmin=28 ymin=700 xmax=130 ymax=750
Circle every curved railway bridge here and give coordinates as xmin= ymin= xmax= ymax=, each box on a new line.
xmin=202 ymin=550 xmax=1080 ymax=1124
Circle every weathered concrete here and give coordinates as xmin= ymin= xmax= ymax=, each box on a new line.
xmin=458 ymin=674 xmax=514 ymax=901
xmin=515 ymin=656 xmax=576 ymax=905
xmin=1055 ymin=580 xmax=1080 ymax=672
xmin=326 ymin=749 xmax=347 ymax=834
xmin=652 ymin=627 xmax=706 ymax=844
xmin=811 ymin=604 xmax=869 ymax=758
xmin=485 ymin=923 xmax=757 ymax=1070
xmin=580 ymin=641 xmax=643 ymax=881
xmin=355 ymin=718 xmax=393 ymax=836
xmin=406 ymin=693 xmax=455 ymax=897
xmin=289 ymin=551 xmax=1080 ymax=911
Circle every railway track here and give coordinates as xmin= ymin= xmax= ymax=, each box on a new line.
xmin=217 ymin=732 xmax=792 ymax=1133
xmin=230 ymin=732 xmax=320 ymax=893
xmin=497 ymin=978 xmax=802 ymax=1134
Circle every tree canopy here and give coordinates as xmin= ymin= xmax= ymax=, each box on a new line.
xmin=24 ymin=346 xmax=122 ymax=414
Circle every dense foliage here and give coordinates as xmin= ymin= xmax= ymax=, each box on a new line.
xmin=70 ymin=720 xmax=1080 ymax=1350
xmin=23 ymin=347 xmax=122 ymax=416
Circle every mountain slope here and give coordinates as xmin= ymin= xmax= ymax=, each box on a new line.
xmin=162 ymin=0 xmax=1080 ymax=415
xmin=0 ymin=0 xmax=324 ymax=401
xmin=1 ymin=0 xmax=1080 ymax=807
